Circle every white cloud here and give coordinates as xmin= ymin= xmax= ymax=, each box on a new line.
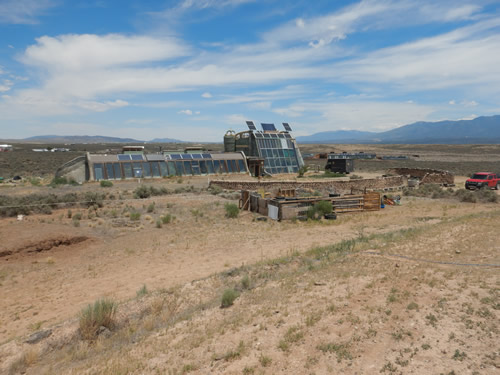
xmin=179 ymin=109 xmax=193 ymax=115
xmin=462 ymin=100 xmax=478 ymax=107
xmin=0 ymin=0 xmax=56 ymax=24
xmin=273 ymin=99 xmax=437 ymax=132
xmin=202 ymin=92 xmax=212 ymax=98
xmin=449 ymin=100 xmax=456 ymax=105
xmin=225 ymin=114 xmax=248 ymax=125
xmin=22 ymin=34 xmax=190 ymax=71
xmin=0 ymin=79 xmax=13 ymax=92
xmin=77 ymin=99 xmax=129 ymax=112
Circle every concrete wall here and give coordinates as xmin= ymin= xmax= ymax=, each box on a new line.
xmin=209 ymin=176 xmax=406 ymax=195
xmin=387 ymin=168 xmax=454 ymax=185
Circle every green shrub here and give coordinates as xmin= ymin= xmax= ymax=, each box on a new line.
xmin=209 ymin=185 xmax=223 ymax=195
xmin=134 ymin=185 xmax=169 ymax=199
xmin=156 ymin=219 xmax=162 ymax=228
xmin=130 ymin=211 xmax=141 ymax=221
xmin=314 ymin=200 xmax=333 ymax=216
xmin=224 ymin=203 xmax=239 ymax=218
xmin=136 ymin=284 xmax=148 ymax=298
xmin=100 ymin=180 xmax=113 ymax=188
xmin=455 ymin=189 xmax=477 ymax=203
xmin=79 ymin=298 xmax=117 ymax=340
xmin=161 ymin=214 xmax=172 ymax=224
xmin=221 ymin=289 xmax=239 ymax=308
xmin=476 ymin=189 xmax=498 ymax=203
xmin=297 ymin=165 xmax=309 ymax=178
xmin=241 ymin=275 xmax=251 ymax=290
xmin=147 ymin=202 xmax=155 ymax=213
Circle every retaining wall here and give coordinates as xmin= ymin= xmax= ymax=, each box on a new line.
xmin=210 ymin=176 xmax=406 ymax=194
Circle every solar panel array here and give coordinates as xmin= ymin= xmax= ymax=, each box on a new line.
xmin=261 ymin=123 xmax=277 ymax=132
xmin=282 ymin=123 xmax=292 ymax=132
xmin=246 ymin=121 xmax=257 ymax=131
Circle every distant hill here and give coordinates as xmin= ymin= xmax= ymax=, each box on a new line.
xmin=149 ymin=138 xmax=186 ymax=143
xmin=297 ymin=115 xmax=500 ymax=144
xmin=23 ymin=135 xmax=144 ymax=144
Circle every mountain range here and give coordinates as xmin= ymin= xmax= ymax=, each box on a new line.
xmin=296 ymin=115 xmax=500 ymax=144
xmin=19 ymin=135 xmax=185 ymax=144
xmin=4 ymin=115 xmax=500 ymax=144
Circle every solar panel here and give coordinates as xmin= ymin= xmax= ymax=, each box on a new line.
xmin=255 ymin=133 xmax=263 ymax=138
xmin=118 ymin=154 xmax=131 ymax=161
xmin=131 ymin=154 xmax=144 ymax=160
xmin=191 ymin=154 xmax=202 ymax=159
xmin=261 ymin=123 xmax=277 ymax=132
xmin=282 ymin=123 xmax=292 ymax=132
xmin=246 ymin=121 xmax=257 ymax=131
xmin=201 ymin=153 xmax=212 ymax=159
xmin=170 ymin=154 xmax=182 ymax=159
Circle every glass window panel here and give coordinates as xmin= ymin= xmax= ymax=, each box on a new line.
xmin=105 ymin=163 xmax=114 ymax=180
xmin=213 ymin=160 xmax=220 ymax=173
xmin=181 ymin=154 xmax=192 ymax=159
xmin=221 ymin=161 xmax=228 ymax=173
xmin=150 ymin=162 xmax=160 ymax=177
xmin=206 ymin=160 xmax=214 ymax=174
xmin=167 ymin=161 xmax=176 ymax=176
xmin=231 ymin=160 xmax=238 ymax=172
xmin=94 ymin=164 xmax=103 ymax=180
xmin=159 ymin=162 xmax=168 ymax=177
xmin=175 ymin=161 xmax=184 ymax=175
xmin=199 ymin=160 xmax=207 ymax=174
xmin=289 ymin=149 xmax=296 ymax=158
xmin=183 ymin=161 xmax=193 ymax=175
xmin=123 ymin=163 xmax=133 ymax=178
xmin=278 ymin=149 xmax=284 ymax=157
xmin=113 ymin=163 xmax=122 ymax=179
xmin=133 ymin=163 xmax=143 ymax=178
xmin=270 ymin=158 xmax=276 ymax=167
xmin=191 ymin=161 xmax=200 ymax=175
xmin=293 ymin=166 xmax=299 ymax=173
xmin=286 ymin=158 xmax=292 ymax=166
xmin=202 ymin=153 xmax=211 ymax=159
xmin=227 ymin=160 xmax=233 ymax=172
xmin=238 ymin=160 xmax=245 ymax=172
xmin=142 ymin=162 xmax=151 ymax=177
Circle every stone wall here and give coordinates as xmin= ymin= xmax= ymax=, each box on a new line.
xmin=209 ymin=176 xmax=406 ymax=195
xmin=387 ymin=167 xmax=454 ymax=185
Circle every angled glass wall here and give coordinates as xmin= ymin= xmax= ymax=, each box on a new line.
xmin=88 ymin=152 xmax=248 ymax=181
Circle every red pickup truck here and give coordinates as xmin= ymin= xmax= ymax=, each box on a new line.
xmin=465 ymin=172 xmax=500 ymax=190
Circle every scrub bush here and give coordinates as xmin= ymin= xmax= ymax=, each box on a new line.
xmin=100 ymin=180 xmax=113 ymax=188
xmin=79 ymin=298 xmax=117 ymax=340
xmin=224 ymin=203 xmax=239 ymax=218
xmin=221 ymin=289 xmax=239 ymax=308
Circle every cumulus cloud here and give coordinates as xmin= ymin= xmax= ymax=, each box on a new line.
xmin=178 ymin=109 xmax=193 ymax=115
xmin=202 ymin=92 xmax=212 ymax=98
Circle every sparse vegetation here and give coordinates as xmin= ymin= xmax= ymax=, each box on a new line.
xmin=224 ymin=203 xmax=239 ymax=218
xmin=100 ymin=180 xmax=113 ymax=188
xmin=79 ymin=298 xmax=117 ymax=340
xmin=221 ymin=289 xmax=239 ymax=308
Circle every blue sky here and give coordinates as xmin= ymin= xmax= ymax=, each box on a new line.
xmin=0 ymin=0 xmax=499 ymax=141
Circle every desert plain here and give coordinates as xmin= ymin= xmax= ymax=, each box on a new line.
xmin=0 ymin=143 xmax=499 ymax=374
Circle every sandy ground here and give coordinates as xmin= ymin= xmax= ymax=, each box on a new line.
xmin=0 ymin=185 xmax=497 ymax=343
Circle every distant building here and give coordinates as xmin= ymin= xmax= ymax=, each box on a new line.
xmin=0 ymin=144 xmax=13 ymax=152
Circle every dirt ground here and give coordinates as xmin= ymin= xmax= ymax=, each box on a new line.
xmin=0 ymin=144 xmax=499 ymax=374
